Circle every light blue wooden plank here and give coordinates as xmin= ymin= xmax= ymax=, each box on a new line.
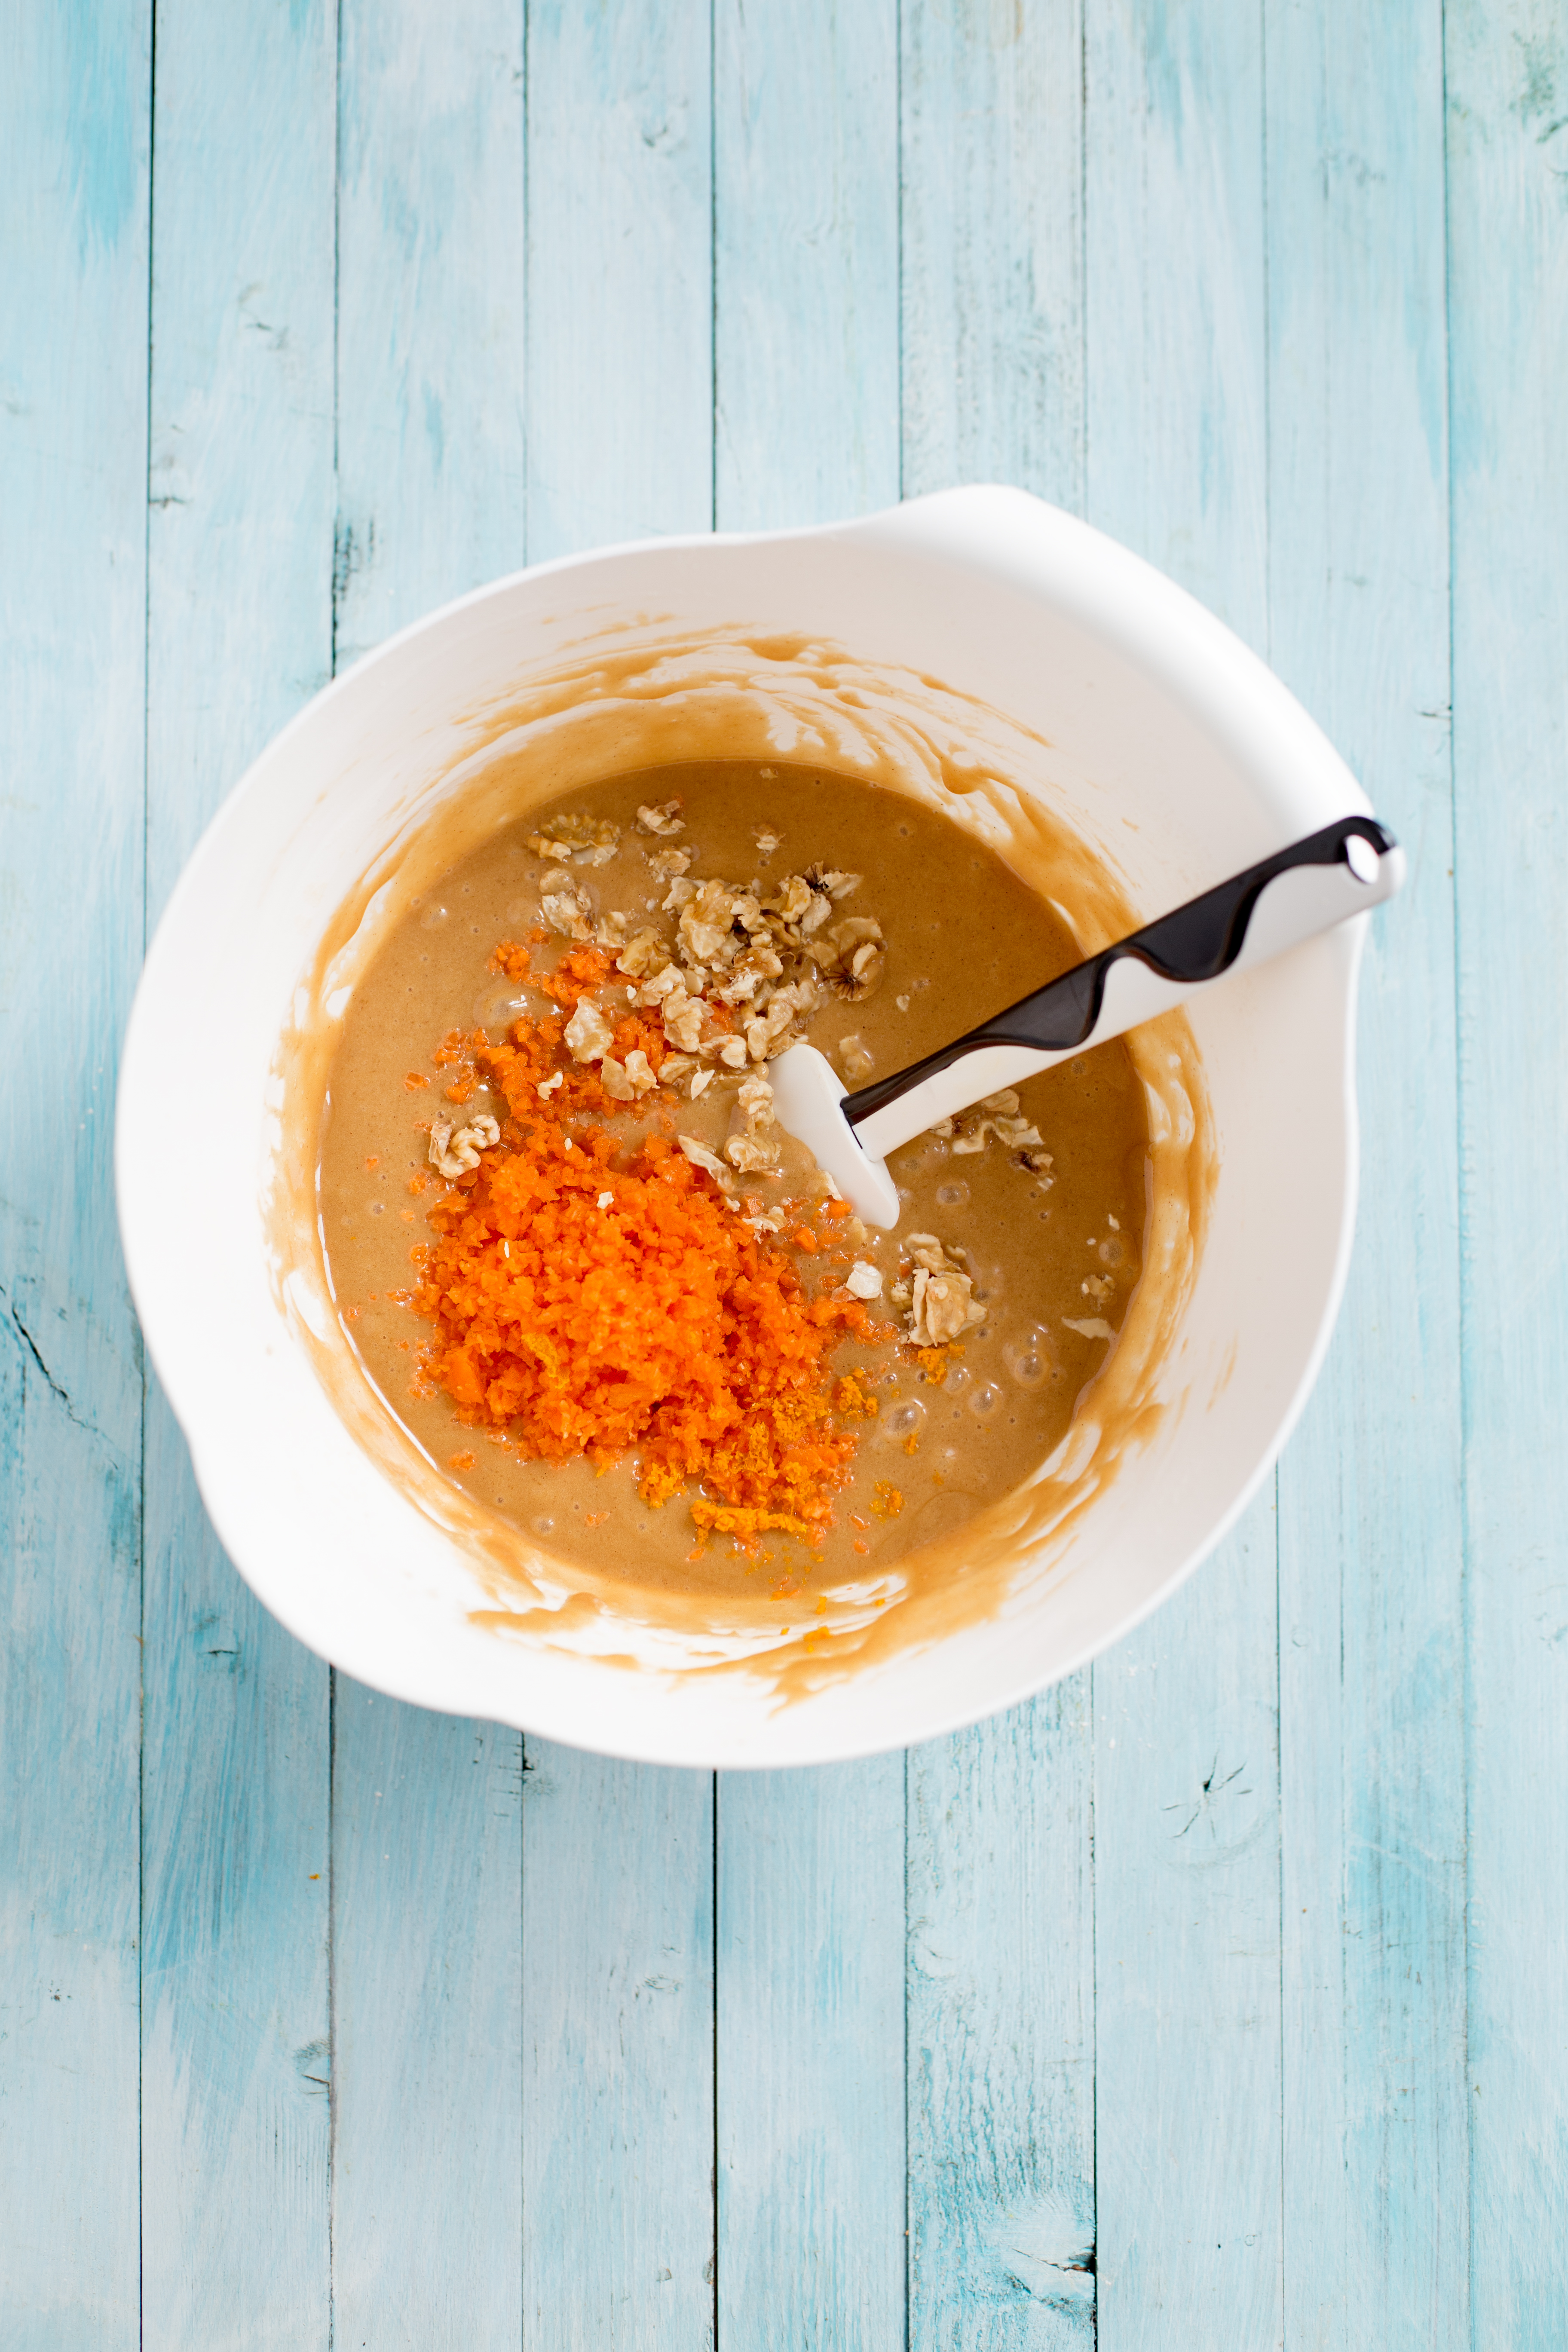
xmin=330 ymin=1689 xmax=525 ymax=2343
xmin=1447 ymin=4 xmax=1568 ymax=2340
xmin=334 ymin=0 xmax=528 ymax=674
xmin=524 ymin=0 xmax=714 ymax=561
xmin=901 ymin=0 xmax=1084 ymax=511
xmin=330 ymin=2 xmax=528 ymax=2339
xmin=138 ymin=0 xmax=338 ymax=2341
xmin=708 ymin=11 xmax=906 ymax=2344
xmin=0 ymin=3 xmax=149 ymax=2340
xmin=906 ymin=1697 xmax=1096 ymax=2348
xmin=1264 ymin=2 xmax=1467 ymax=2342
xmin=717 ymin=1760 xmax=907 ymax=2347
xmin=517 ymin=8 xmax=721 ymax=2338
xmin=900 ymin=11 xmax=1096 ymax=2344
xmin=521 ymin=1749 xmax=716 ymax=2349
xmin=714 ymin=0 xmax=898 ymax=527
xmin=1083 ymin=7 xmax=1284 ymax=2342
xmin=1093 ymin=1526 xmax=1283 ymax=2344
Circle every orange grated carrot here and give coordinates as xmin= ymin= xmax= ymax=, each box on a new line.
xmin=413 ymin=1010 xmax=868 ymax=1544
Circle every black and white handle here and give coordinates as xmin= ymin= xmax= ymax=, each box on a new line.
xmin=842 ymin=815 xmax=1403 ymax=1161
xmin=768 ymin=814 xmax=1403 ymax=1226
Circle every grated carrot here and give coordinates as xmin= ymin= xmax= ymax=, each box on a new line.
xmin=414 ymin=1013 xmax=867 ymax=1540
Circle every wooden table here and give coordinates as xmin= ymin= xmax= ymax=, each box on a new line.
xmin=4 ymin=1 xmax=1563 ymax=2342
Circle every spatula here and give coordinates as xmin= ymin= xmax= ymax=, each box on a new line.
xmin=768 ymin=813 xmax=1404 ymax=1228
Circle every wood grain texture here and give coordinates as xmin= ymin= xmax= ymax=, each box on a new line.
xmin=710 ymin=15 xmax=907 ymax=2345
xmin=907 ymin=1698 xmax=1096 ymax=2349
xmin=330 ymin=4 xmax=528 ymax=2339
xmin=717 ymin=1761 xmax=907 ymax=2349
xmin=524 ymin=0 xmax=713 ymax=560
xmin=1265 ymin=0 xmax=1468 ymax=2340
xmin=1084 ymin=7 xmax=1284 ymax=2344
xmin=10 ymin=3 xmax=1568 ymax=2337
xmin=714 ymin=0 xmax=899 ymax=526
xmin=334 ymin=0 xmax=527 ymax=672
xmin=900 ymin=14 xmax=1097 ymax=2345
xmin=1093 ymin=1530 xmax=1284 ymax=2349
xmin=521 ymin=1749 xmax=716 ymax=2350
xmin=330 ymin=1687 xmax=524 ymax=2346
xmin=0 ymin=3 xmax=150 ymax=2340
xmin=516 ymin=10 xmax=723 ymax=2343
xmin=901 ymin=0 xmax=1085 ymax=509
xmin=139 ymin=0 xmax=337 ymax=2340
xmin=1447 ymin=3 xmax=1568 ymax=2342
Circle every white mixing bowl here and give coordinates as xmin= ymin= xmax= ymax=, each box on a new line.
xmin=117 ymin=487 xmax=1371 ymax=1767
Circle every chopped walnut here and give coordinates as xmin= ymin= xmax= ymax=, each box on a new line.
xmin=600 ymin=1048 xmax=658 ymax=1101
xmin=950 ymin=1088 xmax=1047 ymax=1157
xmin=689 ymin=1068 xmax=714 ymax=1098
xmin=636 ymin=961 xmax=686 ymax=1007
xmin=752 ymin=826 xmax=782 ymax=860
xmin=723 ymin=1071 xmax=780 ymax=1173
xmin=803 ymin=863 xmax=861 ymax=901
xmin=845 ymin=1261 xmax=883 ymax=1300
xmin=1063 ymin=1316 xmax=1114 ymax=1341
xmin=679 ymin=878 xmax=743 ymax=968
xmin=717 ymin=1036 xmax=748 ymax=1069
xmin=723 ymin=1133 xmax=780 ymax=1173
xmin=646 ymin=845 xmax=692 ymax=881
xmin=564 ymin=998 xmax=616 ymax=1062
xmin=714 ymin=941 xmax=784 ymax=1005
xmin=637 ymin=799 xmax=685 ymax=837
xmin=659 ymin=983 xmax=706 ymax=1054
xmin=735 ymin=1073 xmax=775 ymax=1126
xmin=427 ymin=1113 xmax=500 ymax=1179
xmin=821 ymin=915 xmax=885 ymax=1002
xmin=526 ymin=812 xmax=621 ymax=867
xmin=616 ymin=927 xmax=666 ymax=979
xmin=765 ymin=873 xmax=815 ymax=926
xmin=677 ymin=1134 xmax=735 ymax=1186
xmin=540 ymin=878 xmax=594 ymax=940
xmin=903 ymin=1232 xmax=987 ymax=1346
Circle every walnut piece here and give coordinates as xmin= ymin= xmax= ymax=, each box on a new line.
xmin=540 ymin=878 xmax=594 ymax=940
xmin=902 ymin=1232 xmax=987 ymax=1346
xmin=428 ymin=1113 xmax=501 ymax=1179
xmin=526 ymin=811 xmax=621 ymax=867
xmin=615 ymin=927 xmax=666 ymax=979
xmin=646 ymin=845 xmax=692 ymax=881
xmin=564 ymin=998 xmax=616 ymax=1062
xmin=637 ymin=799 xmax=685 ymax=837
xmin=677 ymin=1134 xmax=735 ymax=1187
xmin=845 ymin=1261 xmax=883 ymax=1300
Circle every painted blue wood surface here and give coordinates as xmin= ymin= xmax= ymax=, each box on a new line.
xmin=139 ymin=3 xmax=337 ymax=2343
xmin=1 ymin=5 xmax=149 ymax=2341
xmin=3 ymin=0 xmax=1565 ymax=2342
xmin=1449 ymin=3 xmax=1568 ymax=2342
xmin=331 ymin=7 xmax=528 ymax=2340
xmin=1266 ymin=0 xmax=1468 ymax=2340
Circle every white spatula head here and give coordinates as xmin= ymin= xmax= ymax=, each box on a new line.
xmin=767 ymin=1044 xmax=901 ymax=1228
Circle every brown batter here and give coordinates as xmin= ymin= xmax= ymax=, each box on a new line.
xmin=319 ymin=761 xmax=1151 ymax=1606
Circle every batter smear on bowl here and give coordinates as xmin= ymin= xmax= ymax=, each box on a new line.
xmin=320 ymin=761 xmax=1152 ymax=1600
